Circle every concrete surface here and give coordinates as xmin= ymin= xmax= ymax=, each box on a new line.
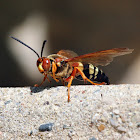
xmin=0 ymin=85 xmax=140 ymax=139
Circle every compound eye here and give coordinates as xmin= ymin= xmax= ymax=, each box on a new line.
xmin=36 ymin=58 xmax=42 ymax=67
xmin=42 ymin=58 xmax=50 ymax=71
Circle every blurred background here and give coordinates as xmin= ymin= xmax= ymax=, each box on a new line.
xmin=0 ymin=1 xmax=140 ymax=87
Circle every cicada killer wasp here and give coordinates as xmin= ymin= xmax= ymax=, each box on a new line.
xmin=11 ymin=36 xmax=133 ymax=102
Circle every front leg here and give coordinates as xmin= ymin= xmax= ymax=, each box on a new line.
xmin=34 ymin=74 xmax=51 ymax=87
xmin=52 ymin=62 xmax=59 ymax=82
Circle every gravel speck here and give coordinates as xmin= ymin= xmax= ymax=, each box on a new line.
xmin=43 ymin=101 xmax=49 ymax=105
xmin=4 ymin=100 xmax=11 ymax=105
xmin=68 ymin=130 xmax=75 ymax=137
xmin=28 ymin=130 xmax=33 ymax=136
xmin=89 ymin=136 xmax=97 ymax=140
xmin=137 ymin=123 xmax=140 ymax=128
xmin=98 ymin=124 xmax=105 ymax=132
xmin=127 ymin=131 xmax=132 ymax=138
xmin=63 ymin=124 xmax=72 ymax=129
xmin=110 ymin=118 xmax=119 ymax=128
xmin=39 ymin=123 xmax=54 ymax=132
xmin=113 ymin=109 xmax=120 ymax=115
xmin=131 ymin=113 xmax=140 ymax=123
xmin=117 ymin=126 xmax=126 ymax=133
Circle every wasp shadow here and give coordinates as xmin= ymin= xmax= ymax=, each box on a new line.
xmin=30 ymin=86 xmax=51 ymax=94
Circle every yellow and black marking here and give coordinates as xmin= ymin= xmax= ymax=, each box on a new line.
xmin=53 ymin=61 xmax=73 ymax=78
xmin=76 ymin=63 xmax=110 ymax=85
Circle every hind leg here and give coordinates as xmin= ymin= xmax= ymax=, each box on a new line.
xmin=64 ymin=67 xmax=105 ymax=102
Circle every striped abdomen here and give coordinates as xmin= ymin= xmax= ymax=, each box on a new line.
xmin=76 ymin=64 xmax=110 ymax=85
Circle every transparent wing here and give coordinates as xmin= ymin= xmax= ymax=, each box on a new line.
xmin=65 ymin=48 xmax=133 ymax=66
xmin=57 ymin=50 xmax=78 ymax=58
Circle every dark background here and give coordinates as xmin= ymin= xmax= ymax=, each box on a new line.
xmin=0 ymin=1 xmax=139 ymax=87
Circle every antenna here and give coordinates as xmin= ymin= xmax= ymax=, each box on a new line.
xmin=41 ymin=40 xmax=47 ymax=57
xmin=10 ymin=36 xmax=40 ymax=58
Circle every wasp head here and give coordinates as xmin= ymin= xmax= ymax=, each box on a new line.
xmin=10 ymin=37 xmax=49 ymax=74
xmin=37 ymin=57 xmax=51 ymax=74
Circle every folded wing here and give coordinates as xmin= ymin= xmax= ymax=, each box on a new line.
xmin=65 ymin=48 xmax=133 ymax=66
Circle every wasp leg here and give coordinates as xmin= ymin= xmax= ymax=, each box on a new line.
xmin=34 ymin=74 xmax=51 ymax=87
xmin=61 ymin=78 xmax=66 ymax=86
xmin=75 ymin=67 xmax=105 ymax=85
xmin=67 ymin=76 xmax=74 ymax=102
xmin=64 ymin=67 xmax=77 ymax=102
xmin=52 ymin=62 xmax=59 ymax=82
xmin=64 ymin=67 xmax=105 ymax=102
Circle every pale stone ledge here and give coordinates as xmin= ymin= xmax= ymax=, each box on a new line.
xmin=0 ymin=85 xmax=140 ymax=139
